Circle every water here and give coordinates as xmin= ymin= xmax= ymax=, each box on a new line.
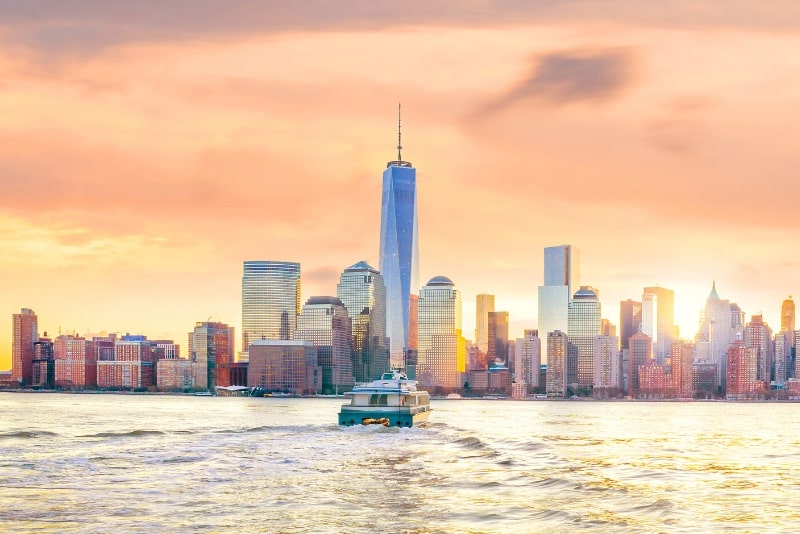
xmin=2 ymin=393 xmax=800 ymax=533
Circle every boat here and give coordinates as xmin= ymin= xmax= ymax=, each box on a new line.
xmin=338 ymin=370 xmax=431 ymax=427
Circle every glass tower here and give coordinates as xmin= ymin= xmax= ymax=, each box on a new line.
xmin=538 ymin=245 xmax=578 ymax=365
xmin=475 ymin=294 xmax=495 ymax=354
xmin=379 ymin=106 xmax=419 ymax=368
xmin=417 ymin=276 xmax=466 ymax=389
xmin=295 ymin=296 xmax=354 ymax=394
xmin=568 ymin=287 xmax=601 ymax=386
xmin=241 ymin=261 xmax=301 ymax=355
xmin=336 ymin=261 xmax=389 ymax=382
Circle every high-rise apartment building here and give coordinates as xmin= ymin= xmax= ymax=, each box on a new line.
xmin=545 ymin=330 xmax=567 ymax=397
xmin=54 ymin=335 xmax=97 ymax=388
xmin=475 ymin=294 xmax=495 ymax=354
xmin=593 ymin=334 xmax=620 ymax=391
xmin=538 ymin=245 xmax=578 ymax=364
xmin=379 ymin=107 xmax=419 ymax=368
xmin=744 ymin=314 xmax=773 ymax=383
xmin=241 ymin=261 xmax=301 ymax=356
xmin=487 ymin=311 xmax=509 ymax=365
xmin=670 ymin=341 xmax=695 ymax=398
xmin=568 ymin=287 xmax=601 ymax=386
xmin=190 ymin=321 xmax=234 ymax=390
xmin=295 ymin=296 xmax=354 ymax=394
xmin=726 ymin=340 xmax=759 ymax=399
xmin=774 ymin=330 xmax=792 ymax=385
xmin=12 ymin=308 xmax=37 ymax=385
xmin=336 ymin=261 xmax=389 ymax=382
xmin=619 ymin=299 xmax=642 ymax=350
xmin=515 ymin=330 xmax=541 ymax=390
xmin=417 ymin=276 xmax=466 ymax=389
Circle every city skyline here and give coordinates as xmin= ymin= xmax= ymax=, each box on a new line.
xmin=3 ymin=3 xmax=800 ymax=369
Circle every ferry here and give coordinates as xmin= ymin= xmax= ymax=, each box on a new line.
xmin=338 ymin=370 xmax=431 ymax=427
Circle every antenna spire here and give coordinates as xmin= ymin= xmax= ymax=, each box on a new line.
xmin=397 ymin=102 xmax=402 ymax=162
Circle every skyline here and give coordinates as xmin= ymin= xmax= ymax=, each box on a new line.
xmin=3 ymin=3 xmax=800 ymax=369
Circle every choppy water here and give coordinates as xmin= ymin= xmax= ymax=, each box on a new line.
xmin=2 ymin=394 xmax=800 ymax=533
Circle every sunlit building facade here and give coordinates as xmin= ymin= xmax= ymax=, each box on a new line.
xmin=336 ymin=261 xmax=389 ymax=382
xmin=726 ymin=340 xmax=759 ymax=399
xmin=379 ymin=119 xmax=419 ymax=368
xmin=568 ymin=287 xmax=601 ymax=386
xmin=515 ymin=330 xmax=541 ymax=390
xmin=475 ymin=294 xmax=495 ymax=354
xmin=593 ymin=334 xmax=620 ymax=391
xmin=781 ymin=296 xmax=795 ymax=334
xmin=670 ymin=341 xmax=695 ymax=398
xmin=295 ymin=296 xmax=354 ymax=394
xmin=12 ymin=308 xmax=37 ymax=385
xmin=774 ymin=330 xmax=792 ymax=385
xmin=538 ymin=245 xmax=578 ymax=364
xmin=241 ymin=261 xmax=301 ymax=356
xmin=417 ymin=276 xmax=466 ymax=389
xmin=695 ymin=282 xmax=743 ymax=390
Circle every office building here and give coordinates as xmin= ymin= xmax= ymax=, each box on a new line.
xmin=670 ymin=341 xmax=695 ymax=398
xmin=643 ymin=286 xmax=679 ymax=362
xmin=475 ymin=294 xmax=495 ymax=354
xmin=487 ymin=311 xmax=509 ymax=365
xmin=628 ymin=331 xmax=652 ymax=397
xmin=782 ymin=296 xmax=795 ymax=334
xmin=336 ymin=261 xmax=389 ymax=382
xmin=695 ymin=282 xmax=743 ymax=389
xmin=774 ymin=330 xmax=792 ymax=385
xmin=538 ymin=245 xmax=579 ymax=364
xmin=417 ymin=276 xmax=466 ymax=389
xmin=568 ymin=287 xmax=601 ymax=386
xmin=726 ymin=340 xmax=759 ymax=399
xmin=247 ymin=340 xmax=321 ymax=395
xmin=379 ymin=107 xmax=419 ymax=367
xmin=744 ymin=315 xmax=773 ymax=383
xmin=620 ymin=299 xmax=642 ymax=350
xmin=241 ymin=261 xmax=301 ymax=356
xmin=295 ymin=296 xmax=354 ymax=394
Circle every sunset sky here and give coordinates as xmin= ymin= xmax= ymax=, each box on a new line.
xmin=3 ymin=2 xmax=800 ymax=369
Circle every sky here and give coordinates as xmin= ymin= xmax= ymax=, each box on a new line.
xmin=3 ymin=1 xmax=800 ymax=369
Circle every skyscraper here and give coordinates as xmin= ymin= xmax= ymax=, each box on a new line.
xmin=619 ymin=299 xmax=642 ymax=350
xmin=568 ymin=287 xmax=601 ymax=386
xmin=744 ymin=314 xmax=773 ymax=383
xmin=417 ymin=276 xmax=466 ymax=389
xmin=781 ymin=296 xmax=795 ymax=334
xmin=12 ymin=308 xmax=37 ymax=385
xmin=593 ymin=334 xmax=620 ymax=392
xmin=515 ymin=330 xmax=541 ymax=390
xmin=643 ymin=286 xmax=679 ymax=362
xmin=487 ymin=311 xmax=509 ymax=365
xmin=695 ymin=282 xmax=742 ymax=390
xmin=336 ymin=261 xmax=389 ymax=382
xmin=538 ymin=245 xmax=578 ymax=364
xmin=475 ymin=294 xmax=495 ymax=354
xmin=241 ymin=261 xmax=301 ymax=355
xmin=295 ymin=296 xmax=354 ymax=394
xmin=379 ymin=106 xmax=419 ymax=368
xmin=628 ymin=331 xmax=652 ymax=397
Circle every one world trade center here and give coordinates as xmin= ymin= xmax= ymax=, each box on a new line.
xmin=379 ymin=105 xmax=419 ymax=369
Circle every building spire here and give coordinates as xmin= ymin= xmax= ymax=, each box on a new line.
xmin=397 ymin=102 xmax=402 ymax=162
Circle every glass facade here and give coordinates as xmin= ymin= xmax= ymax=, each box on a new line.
xmin=417 ymin=276 xmax=465 ymax=389
xmin=487 ymin=311 xmax=509 ymax=365
xmin=538 ymin=245 xmax=578 ymax=365
xmin=568 ymin=288 xmax=601 ymax=386
xmin=295 ymin=296 xmax=354 ymax=394
xmin=241 ymin=261 xmax=301 ymax=352
xmin=543 ymin=245 xmax=579 ymax=293
xmin=379 ymin=161 xmax=419 ymax=368
xmin=643 ymin=286 xmax=678 ymax=362
xmin=475 ymin=294 xmax=495 ymax=354
xmin=336 ymin=261 xmax=389 ymax=383
xmin=537 ymin=285 xmax=569 ymax=365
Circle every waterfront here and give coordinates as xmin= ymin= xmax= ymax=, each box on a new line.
xmin=2 ymin=394 xmax=800 ymax=533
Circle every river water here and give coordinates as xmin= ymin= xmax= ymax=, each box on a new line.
xmin=1 ymin=393 xmax=799 ymax=533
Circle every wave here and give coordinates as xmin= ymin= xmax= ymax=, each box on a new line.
xmin=78 ymin=430 xmax=166 ymax=438
xmin=0 ymin=430 xmax=59 ymax=439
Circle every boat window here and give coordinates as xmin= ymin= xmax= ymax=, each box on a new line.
xmin=369 ymin=394 xmax=388 ymax=406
